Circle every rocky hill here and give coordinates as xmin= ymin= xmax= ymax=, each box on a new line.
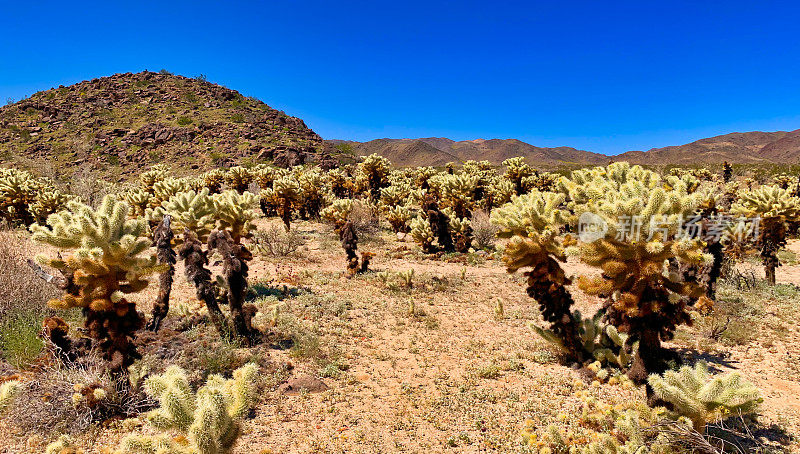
xmin=0 ymin=71 xmax=338 ymax=179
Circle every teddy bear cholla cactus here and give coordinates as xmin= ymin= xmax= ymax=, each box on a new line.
xmin=648 ymin=362 xmax=761 ymax=433
xmin=491 ymin=190 xmax=588 ymax=363
xmin=442 ymin=207 xmax=473 ymax=253
xmin=385 ymin=205 xmax=412 ymax=234
xmin=0 ymin=167 xmax=41 ymax=225
xmin=145 ymin=189 xmax=215 ymax=331
xmin=430 ymin=173 xmax=479 ymax=219
xmin=325 ymin=167 xmax=355 ymax=198
xmin=562 ymin=163 xmax=710 ymax=386
xmin=31 ymin=196 xmax=159 ymax=373
xmin=0 ymin=379 xmax=21 ymax=413
xmin=502 ymin=156 xmax=534 ymax=196
xmin=1 ymin=171 xmax=74 ymax=226
xmin=125 ymin=188 xmax=154 ymax=218
xmin=138 ymin=165 xmax=170 ymax=194
xmin=150 ymin=189 xmax=217 ymax=243
xmin=211 ymin=190 xmax=258 ymax=243
xmin=261 ymin=176 xmax=300 ymax=231
xmin=224 ymin=166 xmax=254 ymax=193
xmin=322 ymin=199 xmax=372 ymax=275
xmin=119 ymin=363 xmax=259 ymax=454
xmin=45 ymin=434 xmax=84 ymax=454
xmin=151 ymin=177 xmax=192 ymax=208
xmin=172 ymin=189 xmax=259 ymax=342
xmin=357 ymin=153 xmax=391 ymax=202
xmin=731 ymin=185 xmax=800 ymax=285
xmin=201 ymin=169 xmax=226 ymax=194
xmin=153 ymin=188 xmax=258 ymax=342
xmin=30 ymin=187 xmax=73 ymax=225
xmin=296 ymin=167 xmax=327 ymax=219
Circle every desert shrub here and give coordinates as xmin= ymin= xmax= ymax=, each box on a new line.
xmin=470 ymin=209 xmax=497 ymax=250
xmin=348 ymin=199 xmax=380 ymax=238
xmin=5 ymin=358 xmax=152 ymax=436
xmin=0 ymin=228 xmax=61 ymax=367
xmin=66 ymin=168 xmax=119 ymax=208
xmin=253 ymin=225 xmax=305 ymax=257
xmin=0 ymin=228 xmax=59 ymax=320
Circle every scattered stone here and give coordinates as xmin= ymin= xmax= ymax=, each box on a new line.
xmin=278 ymin=375 xmax=329 ymax=395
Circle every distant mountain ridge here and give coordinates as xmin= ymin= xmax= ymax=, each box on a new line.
xmin=330 ymin=137 xmax=610 ymax=167
xmin=1 ymin=71 xmax=798 ymax=174
xmin=329 ymin=130 xmax=800 ymax=167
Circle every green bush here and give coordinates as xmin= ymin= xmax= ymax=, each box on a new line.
xmin=0 ymin=310 xmax=44 ymax=368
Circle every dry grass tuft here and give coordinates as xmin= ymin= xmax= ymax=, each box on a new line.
xmin=5 ymin=356 xmax=153 ymax=437
xmin=470 ymin=209 xmax=498 ymax=250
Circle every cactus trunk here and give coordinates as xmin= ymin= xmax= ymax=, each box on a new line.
xmin=148 ymin=215 xmax=176 ymax=332
xmin=208 ymin=230 xmax=257 ymax=343
xmin=179 ymin=230 xmax=231 ymax=340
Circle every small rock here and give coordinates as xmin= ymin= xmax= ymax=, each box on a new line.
xmin=278 ymin=375 xmax=328 ymax=395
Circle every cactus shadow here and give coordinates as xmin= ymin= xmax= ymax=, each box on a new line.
xmin=675 ymin=348 xmax=740 ymax=373
xmin=247 ymin=282 xmax=303 ymax=301
xmin=707 ymin=416 xmax=793 ymax=452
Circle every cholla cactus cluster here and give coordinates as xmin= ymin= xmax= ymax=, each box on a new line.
xmin=45 ymin=435 xmax=84 ymax=454
xmin=6 ymin=155 xmax=783 ymax=450
xmin=731 ymin=185 xmax=800 ymax=284
xmin=522 ymin=381 xmax=677 ymax=453
xmin=211 ymin=190 xmax=259 ymax=243
xmin=119 ymin=363 xmax=259 ymax=454
xmin=0 ymin=168 xmax=71 ymax=225
xmin=491 ymin=163 xmax=724 ymax=399
xmin=562 ymin=164 xmax=710 ymax=385
xmin=31 ymin=196 xmax=158 ymax=372
xmin=224 ymin=166 xmax=254 ymax=193
xmin=261 ymin=175 xmax=300 ymax=231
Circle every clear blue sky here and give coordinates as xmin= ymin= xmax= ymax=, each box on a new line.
xmin=2 ymin=1 xmax=799 ymax=155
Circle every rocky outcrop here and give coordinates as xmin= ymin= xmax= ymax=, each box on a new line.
xmin=0 ymin=71 xmax=338 ymax=178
